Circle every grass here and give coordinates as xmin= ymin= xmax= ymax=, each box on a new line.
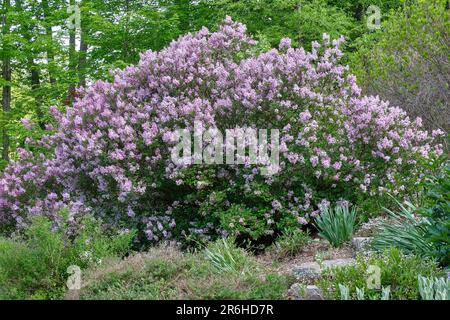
xmin=0 ymin=212 xmax=135 ymax=299
xmin=371 ymin=200 xmax=433 ymax=256
xmin=77 ymin=240 xmax=294 ymax=300
xmin=268 ymin=228 xmax=311 ymax=259
xmin=204 ymin=237 xmax=254 ymax=274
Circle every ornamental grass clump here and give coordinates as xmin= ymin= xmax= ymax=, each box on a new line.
xmin=314 ymin=204 xmax=357 ymax=247
xmin=0 ymin=17 xmax=444 ymax=245
xmin=371 ymin=163 xmax=450 ymax=266
xmin=204 ymin=237 xmax=255 ymax=275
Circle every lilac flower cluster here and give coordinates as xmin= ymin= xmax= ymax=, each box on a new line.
xmin=0 ymin=18 xmax=443 ymax=243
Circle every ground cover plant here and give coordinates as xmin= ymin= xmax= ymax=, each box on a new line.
xmin=317 ymin=248 xmax=444 ymax=300
xmin=76 ymin=241 xmax=292 ymax=300
xmin=0 ymin=209 xmax=134 ymax=299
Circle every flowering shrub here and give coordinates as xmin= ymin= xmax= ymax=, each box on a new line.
xmin=0 ymin=17 xmax=444 ymax=245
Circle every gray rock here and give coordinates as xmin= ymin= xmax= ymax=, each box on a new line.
xmin=322 ymin=258 xmax=356 ymax=269
xmin=352 ymin=237 xmax=371 ymax=252
xmin=287 ymin=283 xmax=303 ymax=298
xmin=304 ymin=285 xmax=323 ymax=300
xmin=291 ymin=262 xmax=321 ymax=282
xmin=288 ymin=284 xmax=324 ymax=300
xmin=291 ymin=258 xmax=356 ymax=282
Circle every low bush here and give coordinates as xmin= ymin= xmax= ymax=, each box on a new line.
xmin=317 ymin=248 xmax=443 ymax=300
xmin=0 ymin=209 xmax=135 ymax=299
xmin=314 ymin=204 xmax=357 ymax=247
xmin=78 ymin=242 xmax=292 ymax=300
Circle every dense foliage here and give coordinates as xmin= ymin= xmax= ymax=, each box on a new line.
xmin=350 ymin=0 xmax=450 ymax=133
xmin=0 ymin=209 xmax=134 ymax=299
xmin=0 ymin=18 xmax=444 ymax=247
xmin=1 ymin=0 xmax=410 ymax=168
xmin=371 ymin=163 xmax=450 ymax=266
xmin=0 ymin=0 xmax=448 ymax=301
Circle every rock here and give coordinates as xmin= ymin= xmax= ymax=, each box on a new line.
xmin=64 ymin=289 xmax=80 ymax=300
xmin=304 ymin=285 xmax=323 ymax=300
xmin=352 ymin=237 xmax=371 ymax=252
xmin=322 ymin=258 xmax=356 ymax=268
xmin=291 ymin=258 xmax=356 ymax=282
xmin=287 ymin=283 xmax=303 ymax=299
xmin=291 ymin=262 xmax=321 ymax=282
xmin=288 ymin=284 xmax=323 ymax=300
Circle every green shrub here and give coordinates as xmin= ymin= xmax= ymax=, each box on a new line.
xmin=420 ymin=163 xmax=450 ymax=265
xmin=317 ymin=248 xmax=443 ymax=300
xmin=371 ymin=163 xmax=450 ymax=266
xmin=349 ymin=0 xmax=450 ymax=133
xmin=314 ymin=205 xmax=357 ymax=247
xmin=0 ymin=209 xmax=135 ymax=299
xmin=269 ymin=228 xmax=311 ymax=258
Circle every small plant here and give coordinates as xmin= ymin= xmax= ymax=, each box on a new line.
xmin=380 ymin=286 xmax=391 ymax=300
xmin=204 ymin=237 xmax=254 ymax=275
xmin=317 ymin=248 xmax=443 ymax=300
xmin=339 ymin=284 xmax=350 ymax=300
xmin=269 ymin=228 xmax=311 ymax=258
xmin=356 ymin=287 xmax=365 ymax=300
xmin=371 ymin=200 xmax=433 ymax=256
xmin=339 ymin=285 xmax=391 ymax=300
xmin=314 ymin=205 xmax=357 ymax=247
xmin=418 ymin=275 xmax=449 ymax=300
xmin=0 ymin=209 xmax=135 ymax=299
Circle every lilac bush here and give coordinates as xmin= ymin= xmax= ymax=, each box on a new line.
xmin=0 ymin=17 xmax=444 ymax=245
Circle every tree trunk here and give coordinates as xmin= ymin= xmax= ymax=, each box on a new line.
xmin=16 ymin=0 xmax=45 ymax=129
xmin=67 ymin=0 xmax=77 ymax=104
xmin=42 ymin=0 xmax=56 ymax=86
xmin=1 ymin=0 xmax=11 ymax=162
xmin=122 ymin=0 xmax=130 ymax=62
xmin=78 ymin=0 xmax=88 ymax=88
xmin=29 ymin=63 xmax=45 ymax=129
